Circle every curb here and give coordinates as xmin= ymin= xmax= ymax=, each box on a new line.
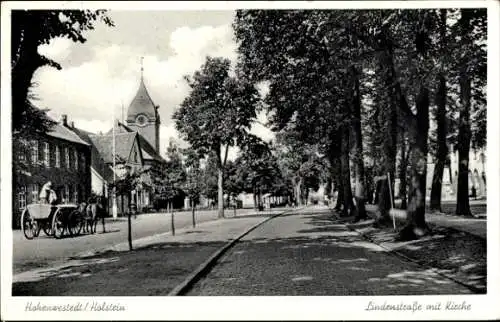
xmin=327 ymin=207 xmax=485 ymax=294
xmin=13 ymin=210 xmax=295 ymax=283
xmin=168 ymin=208 xmax=300 ymax=296
xmin=82 ymin=209 xmax=292 ymax=257
xmin=73 ymin=214 xmax=229 ymax=258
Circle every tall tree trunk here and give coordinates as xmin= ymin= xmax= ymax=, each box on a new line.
xmin=374 ymin=46 xmax=398 ymax=226
xmin=455 ymin=12 xmax=473 ymax=217
xmin=170 ymin=201 xmax=176 ymax=235
xmin=331 ymin=156 xmax=344 ymax=211
xmin=295 ymin=178 xmax=302 ymax=206
xmin=191 ymin=200 xmax=196 ymax=228
xmin=253 ymin=185 xmax=258 ymax=209
xmin=398 ymin=137 xmax=409 ymax=209
xmin=258 ymin=187 xmax=263 ymax=208
xmin=349 ymin=66 xmax=367 ymax=221
xmin=456 ymin=65 xmax=473 ymax=217
xmin=340 ymin=126 xmax=354 ymax=217
xmin=430 ymin=9 xmax=449 ymax=212
xmin=399 ymin=86 xmax=430 ymax=240
xmin=217 ymin=167 xmax=224 ymax=218
xmin=128 ymin=192 xmax=133 ymax=250
xmin=335 ymin=177 xmax=344 ymax=211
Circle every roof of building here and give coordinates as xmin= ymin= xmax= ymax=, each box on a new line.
xmin=106 ymin=121 xmax=164 ymax=163
xmin=126 ymin=77 xmax=159 ymax=122
xmin=47 ymin=122 xmax=90 ymax=146
xmin=88 ymin=132 xmax=138 ymax=164
xmin=68 ymin=126 xmax=94 ymax=145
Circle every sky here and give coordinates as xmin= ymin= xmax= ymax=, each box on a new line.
xmin=33 ymin=10 xmax=274 ymax=158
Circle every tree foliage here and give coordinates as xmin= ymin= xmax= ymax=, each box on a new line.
xmin=11 ymin=10 xmax=114 ymax=135
xmin=173 ymin=56 xmax=261 ymax=217
xmin=233 ymin=8 xmax=486 ymax=237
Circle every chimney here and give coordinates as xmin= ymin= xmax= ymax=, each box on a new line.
xmin=61 ymin=114 xmax=68 ymax=126
xmin=71 ymin=121 xmax=75 ymax=128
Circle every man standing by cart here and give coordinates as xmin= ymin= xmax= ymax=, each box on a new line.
xmin=39 ymin=181 xmax=57 ymax=205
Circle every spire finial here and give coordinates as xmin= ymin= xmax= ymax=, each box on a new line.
xmin=140 ymin=56 xmax=144 ymax=80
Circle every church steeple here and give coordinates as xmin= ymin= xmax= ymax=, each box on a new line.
xmin=140 ymin=56 xmax=144 ymax=80
xmin=125 ymin=57 xmax=161 ymax=153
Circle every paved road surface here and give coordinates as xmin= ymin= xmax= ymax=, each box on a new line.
xmin=188 ymin=207 xmax=473 ymax=295
xmin=12 ymin=208 xmax=261 ymax=274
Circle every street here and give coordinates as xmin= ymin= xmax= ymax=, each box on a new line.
xmin=187 ymin=207 xmax=473 ymax=295
xmin=12 ymin=206 xmax=476 ymax=296
xmin=12 ymin=208 xmax=258 ymax=274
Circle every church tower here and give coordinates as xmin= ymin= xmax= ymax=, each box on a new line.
xmin=126 ymin=57 xmax=161 ymax=152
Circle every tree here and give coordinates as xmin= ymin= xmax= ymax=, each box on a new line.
xmin=11 ymin=10 xmax=113 ymax=134
xmin=453 ymin=9 xmax=486 ymax=217
xmin=11 ymin=10 xmax=113 ymax=212
xmin=234 ymin=10 xmax=368 ymax=218
xmin=163 ymin=140 xmax=186 ymax=235
xmin=173 ymin=56 xmax=260 ymax=218
xmin=429 ymin=9 xmax=449 ymax=212
xmin=110 ymin=165 xmax=142 ymax=251
xmin=224 ymin=159 xmax=245 ymax=205
xmin=201 ymin=153 xmax=220 ymax=206
xmin=274 ymin=129 xmax=327 ymax=206
xmin=182 ymin=147 xmax=203 ymax=227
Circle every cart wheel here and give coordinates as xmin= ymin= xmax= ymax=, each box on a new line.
xmin=42 ymin=221 xmax=53 ymax=236
xmin=52 ymin=209 xmax=65 ymax=239
xmin=68 ymin=210 xmax=83 ymax=237
xmin=20 ymin=209 xmax=37 ymax=240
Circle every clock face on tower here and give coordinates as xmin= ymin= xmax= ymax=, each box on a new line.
xmin=135 ymin=114 xmax=148 ymax=127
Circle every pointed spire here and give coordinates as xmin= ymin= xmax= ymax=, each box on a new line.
xmin=140 ymin=56 xmax=144 ymax=80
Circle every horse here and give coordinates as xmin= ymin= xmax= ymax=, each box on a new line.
xmin=83 ymin=196 xmax=106 ymax=234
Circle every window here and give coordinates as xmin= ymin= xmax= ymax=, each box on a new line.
xmin=73 ymin=187 xmax=79 ymax=203
xmin=81 ymin=152 xmax=86 ymax=170
xmin=64 ymin=185 xmax=70 ymax=203
xmin=18 ymin=186 xmax=26 ymax=210
xmin=17 ymin=144 xmax=26 ymax=162
xmin=65 ymin=147 xmax=70 ymax=168
xmin=55 ymin=146 xmax=61 ymax=168
xmin=44 ymin=142 xmax=50 ymax=167
xmin=74 ymin=149 xmax=78 ymax=169
xmin=31 ymin=140 xmax=38 ymax=165
xmin=30 ymin=183 xmax=39 ymax=203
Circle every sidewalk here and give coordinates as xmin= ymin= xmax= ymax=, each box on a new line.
xmin=365 ymin=204 xmax=486 ymax=239
xmin=12 ymin=210 xmax=288 ymax=296
xmin=339 ymin=205 xmax=486 ymax=292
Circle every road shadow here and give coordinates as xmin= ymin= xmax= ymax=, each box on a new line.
xmin=276 ymin=210 xmax=486 ymax=294
xmin=183 ymin=230 xmax=207 ymax=235
xmin=53 ymin=228 xmax=121 ymax=239
xmin=12 ymin=240 xmax=227 ymax=296
xmin=224 ymin=213 xmax=274 ymax=220
xmin=190 ymin=232 xmax=478 ymax=296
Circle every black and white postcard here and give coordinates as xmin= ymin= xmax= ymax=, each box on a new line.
xmin=1 ymin=1 xmax=499 ymax=320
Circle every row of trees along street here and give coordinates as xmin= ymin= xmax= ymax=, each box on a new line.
xmin=12 ymin=9 xmax=486 ymax=243
xmin=230 ymin=9 xmax=486 ymax=240
xmin=174 ymin=8 xmax=486 ymax=241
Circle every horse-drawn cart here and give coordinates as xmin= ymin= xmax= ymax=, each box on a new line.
xmin=20 ymin=203 xmax=85 ymax=239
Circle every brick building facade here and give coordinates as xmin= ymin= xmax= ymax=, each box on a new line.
xmin=12 ymin=115 xmax=91 ymax=228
